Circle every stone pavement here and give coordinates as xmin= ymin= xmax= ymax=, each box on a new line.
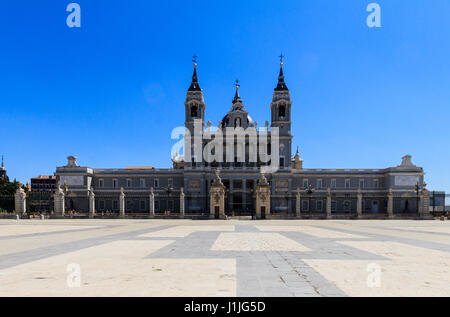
xmin=0 ymin=219 xmax=449 ymax=297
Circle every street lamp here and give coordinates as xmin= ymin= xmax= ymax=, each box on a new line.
xmin=164 ymin=186 xmax=173 ymax=215
xmin=414 ymin=182 xmax=420 ymax=215
xmin=305 ymin=185 xmax=315 ymax=218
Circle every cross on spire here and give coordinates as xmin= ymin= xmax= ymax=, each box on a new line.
xmin=232 ymin=79 xmax=242 ymax=104
xmin=279 ymin=53 xmax=285 ymax=64
xmin=192 ymin=54 xmax=198 ymax=66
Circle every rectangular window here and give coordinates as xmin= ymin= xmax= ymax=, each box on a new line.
xmin=279 ymin=157 xmax=285 ymax=168
xmin=331 ymin=179 xmax=336 ymax=189
xmin=316 ymin=200 xmax=323 ymax=211
xmin=126 ymin=179 xmax=132 ymax=188
xmin=155 ymin=200 xmax=160 ymax=211
xmin=302 ymin=200 xmax=309 ymax=211
xmin=140 ymin=200 xmax=146 ymax=210
xmin=359 ymin=179 xmax=365 ymax=189
xmin=113 ymin=200 xmax=119 ymax=210
xmin=168 ymin=200 xmax=174 ymax=210
xmin=303 ymin=179 xmax=308 ymax=188
xmin=168 ymin=178 xmax=173 ymax=188
xmin=98 ymin=179 xmax=104 ymax=188
xmin=154 ymin=179 xmax=159 ymax=188
xmin=317 ymin=179 xmax=323 ymax=189
xmin=140 ymin=179 xmax=145 ymax=188
xmin=113 ymin=179 xmax=118 ymax=189
xmin=345 ymin=179 xmax=351 ymax=189
xmin=99 ymin=200 xmax=105 ymax=211
xmin=374 ymin=179 xmax=379 ymax=188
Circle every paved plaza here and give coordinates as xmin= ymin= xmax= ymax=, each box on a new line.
xmin=0 ymin=219 xmax=449 ymax=297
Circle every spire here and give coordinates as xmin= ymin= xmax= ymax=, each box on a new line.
xmin=1 ymin=155 xmax=4 ymax=169
xmin=188 ymin=55 xmax=201 ymax=92
xmin=275 ymin=54 xmax=288 ymax=91
xmin=232 ymin=80 xmax=242 ymax=104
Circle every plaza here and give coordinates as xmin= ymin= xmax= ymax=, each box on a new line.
xmin=0 ymin=219 xmax=449 ymax=297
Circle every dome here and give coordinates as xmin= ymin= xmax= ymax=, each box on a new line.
xmin=220 ymin=112 xmax=254 ymax=129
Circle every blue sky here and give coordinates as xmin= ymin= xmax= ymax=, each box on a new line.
xmin=0 ymin=0 xmax=449 ymax=192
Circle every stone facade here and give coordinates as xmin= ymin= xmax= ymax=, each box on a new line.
xmin=53 ymin=63 xmax=431 ymax=219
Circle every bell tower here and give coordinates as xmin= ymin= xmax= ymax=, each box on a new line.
xmin=185 ymin=56 xmax=205 ymax=134
xmin=184 ymin=56 xmax=206 ymax=166
xmin=270 ymin=55 xmax=293 ymax=168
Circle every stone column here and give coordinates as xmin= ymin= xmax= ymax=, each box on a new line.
xmin=295 ymin=188 xmax=301 ymax=218
xmin=180 ymin=187 xmax=185 ymax=218
xmin=119 ymin=187 xmax=125 ymax=218
xmin=387 ymin=188 xmax=394 ymax=219
xmin=326 ymin=188 xmax=332 ymax=219
xmin=149 ymin=187 xmax=155 ymax=218
xmin=255 ymin=174 xmax=271 ymax=220
xmin=89 ymin=188 xmax=95 ymax=219
xmin=14 ymin=186 xmax=27 ymax=217
xmin=54 ymin=183 xmax=65 ymax=218
xmin=357 ymin=188 xmax=363 ymax=219
xmin=209 ymin=170 xmax=226 ymax=219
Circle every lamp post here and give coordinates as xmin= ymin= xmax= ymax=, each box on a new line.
xmin=164 ymin=186 xmax=173 ymax=214
xmin=414 ymin=182 xmax=420 ymax=215
xmin=305 ymin=185 xmax=315 ymax=218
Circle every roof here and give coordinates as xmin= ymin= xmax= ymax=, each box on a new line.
xmin=125 ymin=167 xmax=155 ymax=170
xmin=31 ymin=176 xmax=56 ymax=180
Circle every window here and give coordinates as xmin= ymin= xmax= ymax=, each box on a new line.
xmin=99 ymin=200 xmax=105 ymax=211
xmin=126 ymin=179 xmax=132 ymax=188
xmin=168 ymin=200 xmax=174 ymax=211
xmin=155 ymin=200 xmax=160 ymax=211
xmin=113 ymin=200 xmax=119 ymax=210
xmin=374 ymin=179 xmax=379 ymax=188
xmin=154 ymin=179 xmax=159 ymax=188
xmin=331 ymin=179 xmax=336 ymax=189
xmin=279 ymin=105 xmax=286 ymax=119
xmin=303 ymin=179 xmax=308 ymax=188
xmin=168 ymin=178 xmax=173 ymax=188
xmin=302 ymin=200 xmax=309 ymax=211
xmin=140 ymin=179 xmax=145 ymax=188
xmin=98 ymin=179 xmax=104 ymax=188
xmin=126 ymin=200 xmax=133 ymax=211
xmin=113 ymin=179 xmax=118 ymax=189
xmin=317 ymin=179 xmax=323 ymax=189
xmin=316 ymin=200 xmax=323 ymax=211
xmin=140 ymin=200 xmax=146 ymax=210
xmin=345 ymin=179 xmax=351 ymax=188
xmin=279 ymin=157 xmax=285 ymax=168
xmin=191 ymin=105 xmax=198 ymax=118
xmin=359 ymin=179 xmax=365 ymax=188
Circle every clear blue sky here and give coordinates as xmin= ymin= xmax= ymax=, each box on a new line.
xmin=1 ymin=0 xmax=449 ymax=192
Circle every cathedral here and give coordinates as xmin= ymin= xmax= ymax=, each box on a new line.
xmin=53 ymin=61 xmax=431 ymax=219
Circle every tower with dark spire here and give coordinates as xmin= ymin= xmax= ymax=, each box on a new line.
xmin=184 ymin=56 xmax=206 ymax=167
xmin=0 ymin=155 xmax=6 ymax=179
xmin=270 ymin=55 xmax=293 ymax=168
xmin=185 ymin=56 xmax=206 ymax=132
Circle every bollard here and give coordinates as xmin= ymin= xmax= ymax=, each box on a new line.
xmin=16 ymin=215 xmax=20 ymax=221
xmin=41 ymin=214 xmax=45 ymax=220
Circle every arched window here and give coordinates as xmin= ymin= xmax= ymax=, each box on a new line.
xmin=235 ymin=117 xmax=241 ymax=127
xmin=191 ymin=105 xmax=198 ymax=118
xmin=279 ymin=105 xmax=286 ymax=118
